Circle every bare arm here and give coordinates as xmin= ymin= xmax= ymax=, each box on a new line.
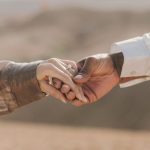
xmin=0 ymin=61 xmax=45 ymax=115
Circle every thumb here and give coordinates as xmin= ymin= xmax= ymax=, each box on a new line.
xmin=74 ymin=57 xmax=95 ymax=84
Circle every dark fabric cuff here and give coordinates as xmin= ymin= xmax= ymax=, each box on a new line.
xmin=110 ymin=52 xmax=124 ymax=76
xmin=0 ymin=61 xmax=45 ymax=111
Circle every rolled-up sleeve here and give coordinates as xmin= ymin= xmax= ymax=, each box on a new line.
xmin=110 ymin=33 xmax=150 ymax=87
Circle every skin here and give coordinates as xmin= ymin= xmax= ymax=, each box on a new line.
xmin=36 ymin=55 xmax=146 ymax=106
xmin=0 ymin=57 xmax=145 ymax=109
xmin=36 ymin=58 xmax=87 ymax=103
xmin=58 ymin=53 xmax=147 ymax=106
xmin=53 ymin=53 xmax=120 ymax=106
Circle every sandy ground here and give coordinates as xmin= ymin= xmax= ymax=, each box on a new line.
xmin=0 ymin=122 xmax=150 ymax=150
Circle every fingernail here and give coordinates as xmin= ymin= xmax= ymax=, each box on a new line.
xmin=74 ymin=75 xmax=83 ymax=80
xmin=62 ymin=99 xmax=67 ymax=104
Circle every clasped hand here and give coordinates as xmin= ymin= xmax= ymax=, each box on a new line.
xmin=37 ymin=54 xmax=120 ymax=106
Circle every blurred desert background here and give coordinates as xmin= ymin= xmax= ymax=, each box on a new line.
xmin=0 ymin=0 xmax=150 ymax=150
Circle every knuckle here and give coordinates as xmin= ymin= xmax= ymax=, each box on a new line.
xmin=70 ymin=61 xmax=77 ymax=67
xmin=48 ymin=58 xmax=57 ymax=63
xmin=40 ymin=62 xmax=53 ymax=70
xmin=87 ymin=56 xmax=97 ymax=62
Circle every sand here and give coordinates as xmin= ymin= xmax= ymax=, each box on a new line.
xmin=0 ymin=121 xmax=150 ymax=150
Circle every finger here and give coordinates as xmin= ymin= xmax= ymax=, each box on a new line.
xmin=66 ymin=91 xmax=76 ymax=101
xmin=60 ymin=59 xmax=77 ymax=71
xmin=74 ymin=57 xmax=97 ymax=84
xmin=61 ymin=84 xmax=71 ymax=94
xmin=52 ymin=78 xmax=62 ymax=89
xmin=82 ymin=84 xmax=97 ymax=103
xmin=71 ymin=99 xmax=85 ymax=107
xmin=76 ymin=59 xmax=85 ymax=72
xmin=44 ymin=63 xmax=87 ymax=102
xmin=54 ymin=59 xmax=77 ymax=75
xmin=78 ymin=86 xmax=88 ymax=103
xmin=40 ymin=80 xmax=67 ymax=103
xmin=48 ymin=58 xmax=74 ymax=77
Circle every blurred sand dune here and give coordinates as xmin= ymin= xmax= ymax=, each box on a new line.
xmin=0 ymin=0 xmax=150 ymax=13
xmin=0 ymin=9 xmax=150 ymax=61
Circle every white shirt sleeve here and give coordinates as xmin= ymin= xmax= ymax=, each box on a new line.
xmin=110 ymin=33 xmax=150 ymax=88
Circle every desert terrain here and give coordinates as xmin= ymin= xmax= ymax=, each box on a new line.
xmin=1 ymin=121 xmax=150 ymax=150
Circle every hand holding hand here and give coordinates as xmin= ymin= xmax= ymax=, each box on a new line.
xmin=36 ymin=58 xmax=88 ymax=103
xmin=59 ymin=54 xmax=120 ymax=106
